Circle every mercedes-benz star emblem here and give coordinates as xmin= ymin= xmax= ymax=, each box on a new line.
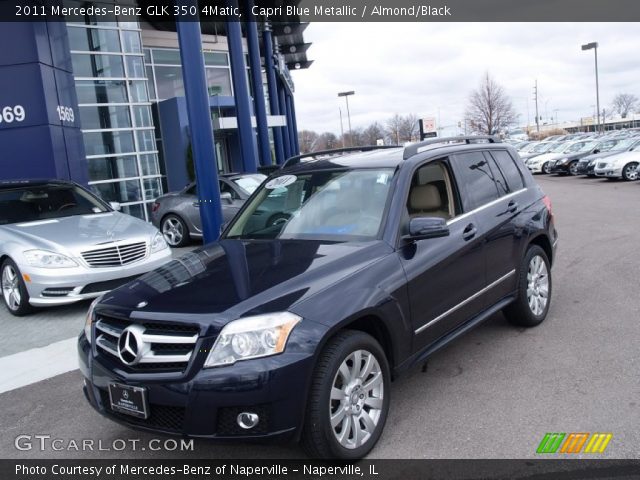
xmin=122 ymin=390 xmax=129 ymax=399
xmin=117 ymin=324 xmax=146 ymax=366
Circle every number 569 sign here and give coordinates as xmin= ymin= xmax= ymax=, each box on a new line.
xmin=0 ymin=105 xmax=26 ymax=124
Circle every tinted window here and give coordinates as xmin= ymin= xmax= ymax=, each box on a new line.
xmin=491 ymin=150 xmax=524 ymax=192
xmin=453 ymin=151 xmax=500 ymax=211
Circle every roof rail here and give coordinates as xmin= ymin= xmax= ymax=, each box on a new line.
xmin=282 ymin=145 xmax=400 ymax=169
xmin=402 ymin=136 xmax=501 ymax=160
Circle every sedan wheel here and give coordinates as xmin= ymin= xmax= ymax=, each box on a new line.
xmin=542 ymin=162 xmax=551 ymax=174
xmin=1 ymin=259 xmax=32 ymax=316
xmin=161 ymin=215 xmax=190 ymax=247
xmin=621 ymin=162 xmax=639 ymax=181
xmin=568 ymin=161 xmax=579 ymax=176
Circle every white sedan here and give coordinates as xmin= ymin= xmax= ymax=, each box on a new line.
xmin=593 ymin=151 xmax=640 ymax=181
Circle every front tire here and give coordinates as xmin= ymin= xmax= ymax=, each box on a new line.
xmin=301 ymin=330 xmax=390 ymax=459
xmin=1 ymin=258 xmax=33 ymax=316
xmin=542 ymin=162 xmax=551 ymax=174
xmin=568 ymin=161 xmax=579 ymax=176
xmin=621 ymin=162 xmax=639 ymax=181
xmin=503 ymin=245 xmax=552 ymax=327
xmin=161 ymin=214 xmax=190 ymax=247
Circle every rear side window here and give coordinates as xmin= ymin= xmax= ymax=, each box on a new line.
xmin=452 ymin=151 xmax=500 ymax=211
xmin=490 ymin=150 xmax=524 ymax=192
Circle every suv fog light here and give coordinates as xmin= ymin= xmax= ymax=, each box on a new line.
xmin=237 ymin=412 xmax=260 ymax=429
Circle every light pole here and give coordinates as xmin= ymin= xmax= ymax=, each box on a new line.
xmin=338 ymin=91 xmax=354 ymax=146
xmin=553 ymin=109 xmax=559 ymax=126
xmin=582 ymin=42 xmax=601 ymax=133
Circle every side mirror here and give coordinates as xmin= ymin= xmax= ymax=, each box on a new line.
xmin=593 ymin=149 xmax=600 ymax=154
xmin=109 ymin=202 xmax=121 ymax=211
xmin=220 ymin=192 xmax=233 ymax=204
xmin=405 ymin=217 xmax=450 ymax=241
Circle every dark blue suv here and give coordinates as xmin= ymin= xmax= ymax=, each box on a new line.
xmin=79 ymin=137 xmax=558 ymax=459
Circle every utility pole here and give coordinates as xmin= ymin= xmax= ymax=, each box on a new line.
xmin=339 ymin=107 xmax=345 ymax=147
xmin=533 ymin=80 xmax=540 ymax=133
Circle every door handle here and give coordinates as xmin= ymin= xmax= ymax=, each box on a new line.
xmin=192 ymin=202 xmax=200 ymax=207
xmin=507 ymin=200 xmax=518 ymax=213
xmin=462 ymin=223 xmax=477 ymax=241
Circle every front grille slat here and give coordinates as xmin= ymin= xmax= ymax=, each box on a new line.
xmin=94 ymin=314 xmax=200 ymax=374
xmin=82 ymin=242 xmax=147 ymax=268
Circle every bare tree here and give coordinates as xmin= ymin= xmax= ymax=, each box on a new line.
xmin=315 ymin=132 xmax=339 ymax=151
xmin=385 ymin=114 xmax=403 ymax=145
xmin=465 ymin=72 xmax=517 ymax=135
xmin=362 ymin=122 xmax=385 ymax=145
xmin=298 ymin=130 xmax=319 ymax=154
xmin=612 ymin=93 xmax=638 ymax=118
xmin=399 ymin=113 xmax=419 ymax=142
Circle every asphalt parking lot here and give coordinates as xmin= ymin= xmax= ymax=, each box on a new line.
xmin=0 ymin=175 xmax=638 ymax=459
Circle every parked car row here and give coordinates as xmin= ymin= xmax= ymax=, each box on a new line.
xmin=512 ymin=129 xmax=640 ymax=181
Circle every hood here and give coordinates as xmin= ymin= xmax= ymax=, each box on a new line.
xmin=528 ymin=152 xmax=562 ymax=164
xmin=579 ymin=151 xmax=619 ymax=163
xmin=603 ymin=150 xmax=640 ymax=166
xmin=558 ymin=151 xmax=592 ymax=162
xmin=101 ymin=239 xmax=392 ymax=319
xmin=2 ymin=212 xmax=157 ymax=253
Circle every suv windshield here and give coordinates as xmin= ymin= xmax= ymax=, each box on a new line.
xmin=225 ymin=169 xmax=395 ymax=241
xmin=0 ymin=184 xmax=108 ymax=225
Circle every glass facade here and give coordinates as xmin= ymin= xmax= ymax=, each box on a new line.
xmin=144 ymin=48 xmax=233 ymax=101
xmin=67 ymin=21 xmax=163 ymax=221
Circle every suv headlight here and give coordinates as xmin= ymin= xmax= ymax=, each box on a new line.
xmin=204 ymin=312 xmax=301 ymax=367
xmin=83 ymin=296 xmax=102 ymax=344
xmin=150 ymin=231 xmax=168 ymax=252
xmin=23 ymin=249 xmax=78 ymax=268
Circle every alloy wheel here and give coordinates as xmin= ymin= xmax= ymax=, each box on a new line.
xmin=162 ymin=217 xmax=184 ymax=246
xmin=569 ymin=162 xmax=578 ymax=175
xmin=542 ymin=162 xmax=550 ymax=174
xmin=623 ymin=164 xmax=638 ymax=181
xmin=1 ymin=265 xmax=21 ymax=311
xmin=527 ymin=255 xmax=549 ymax=316
xmin=330 ymin=349 xmax=384 ymax=450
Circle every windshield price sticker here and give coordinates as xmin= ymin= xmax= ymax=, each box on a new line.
xmin=265 ymin=175 xmax=297 ymax=189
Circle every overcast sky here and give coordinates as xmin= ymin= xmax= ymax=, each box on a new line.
xmin=290 ymin=23 xmax=640 ymax=136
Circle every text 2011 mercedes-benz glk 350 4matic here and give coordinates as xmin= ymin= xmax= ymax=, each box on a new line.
xmin=79 ymin=137 xmax=558 ymax=459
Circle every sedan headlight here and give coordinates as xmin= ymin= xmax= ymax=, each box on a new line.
xmin=23 ymin=249 xmax=78 ymax=268
xmin=150 ymin=231 xmax=168 ymax=252
xmin=204 ymin=312 xmax=301 ymax=367
xmin=83 ymin=296 xmax=102 ymax=344
xmin=558 ymin=158 xmax=569 ymax=164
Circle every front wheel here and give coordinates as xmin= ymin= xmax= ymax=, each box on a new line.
xmin=568 ymin=161 xmax=579 ymax=176
xmin=301 ymin=331 xmax=390 ymax=459
xmin=1 ymin=258 xmax=33 ymax=316
xmin=542 ymin=162 xmax=551 ymax=174
xmin=621 ymin=162 xmax=639 ymax=181
xmin=503 ymin=245 xmax=552 ymax=327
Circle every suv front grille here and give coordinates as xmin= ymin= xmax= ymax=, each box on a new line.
xmin=82 ymin=242 xmax=147 ymax=268
xmin=95 ymin=315 xmax=200 ymax=373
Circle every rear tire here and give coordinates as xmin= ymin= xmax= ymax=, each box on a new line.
xmin=621 ymin=162 xmax=639 ymax=181
xmin=1 ymin=258 xmax=33 ymax=316
xmin=301 ymin=330 xmax=390 ymax=459
xmin=503 ymin=245 xmax=552 ymax=327
xmin=161 ymin=214 xmax=190 ymax=247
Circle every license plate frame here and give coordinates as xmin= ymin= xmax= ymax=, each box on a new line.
xmin=108 ymin=383 xmax=149 ymax=419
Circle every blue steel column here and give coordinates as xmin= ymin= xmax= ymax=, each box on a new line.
xmin=176 ymin=10 xmax=223 ymax=242
xmin=289 ymin=92 xmax=300 ymax=154
xmin=226 ymin=0 xmax=258 ymax=173
xmin=278 ymin=80 xmax=292 ymax=159
xmin=285 ymin=93 xmax=298 ymax=155
xmin=261 ymin=26 xmax=285 ymax=164
xmin=245 ymin=2 xmax=272 ymax=166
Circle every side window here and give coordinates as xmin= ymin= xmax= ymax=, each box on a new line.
xmin=185 ymin=185 xmax=197 ymax=196
xmin=219 ymin=181 xmax=240 ymax=199
xmin=490 ymin=150 xmax=524 ymax=192
xmin=405 ymin=160 xmax=458 ymax=226
xmin=452 ymin=151 xmax=500 ymax=211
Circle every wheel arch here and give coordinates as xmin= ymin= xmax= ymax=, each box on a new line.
xmin=528 ymin=233 xmax=553 ymax=266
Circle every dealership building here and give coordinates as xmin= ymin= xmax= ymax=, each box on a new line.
xmin=0 ymin=7 xmax=310 ymax=220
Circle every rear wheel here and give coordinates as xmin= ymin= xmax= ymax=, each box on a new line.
xmin=161 ymin=214 xmax=190 ymax=247
xmin=1 ymin=258 xmax=33 ymax=316
xmin=503 ymin=245 xmax=551 ymax=327
xmin=301 ymin=330 xmax=390 ymax=459
xmin=621 ymin=162 xmax=639 ymax=181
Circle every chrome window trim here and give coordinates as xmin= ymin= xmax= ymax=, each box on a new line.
xmin=447 ymin=188 xmax=527 ymax=226
xmin=414 ymin=269 xmax=516 ymax=334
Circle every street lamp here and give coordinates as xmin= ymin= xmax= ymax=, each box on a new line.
xmin=338 ymin=91 xmax=355 ymax=146
xmin=581 ymin=42 xmax=601 ymax=133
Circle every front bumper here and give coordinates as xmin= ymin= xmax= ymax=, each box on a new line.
xmin=21 ymin=249 xmax=171 ymax=306
xmin=78 ymin=333 xmax=314 ymax=440
xmin=527 ymin=163 xmax=544 ymax=173
xmin=594 ymin=166 xmax=622 ymax=178
xmin=549 ymin=162 xmax=571 ymax=174
xmin=575 ymin=162 xmax=591 ymax=175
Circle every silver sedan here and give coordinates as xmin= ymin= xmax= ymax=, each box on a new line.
xmin=0 ymin=179 xmax=172 ymax=316
xmin=151 ymin=173 xmax=266 ymax=247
